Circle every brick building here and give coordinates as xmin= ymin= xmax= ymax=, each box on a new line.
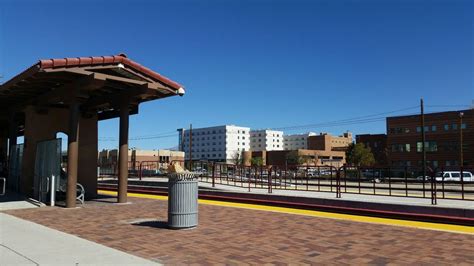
xmin=355 ymin=134 xmax=388 ymax=166
xmin=98 ymin=149 xmax=184 ymax=169
xmin=242 ymin=131 xmax=351 ymax=167
xmin=387 ymin=109 xmax=473 ymax=168
xmin=307 ymin=132 xmax=352 ymax=152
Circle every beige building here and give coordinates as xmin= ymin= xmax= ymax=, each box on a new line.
xmin=243 ymin=132 xmax=352 ymax=167
xmin=308 ymin=132 xmax=353 ymax=152
xmin=98 ymin=149 xmax=184 ymax=169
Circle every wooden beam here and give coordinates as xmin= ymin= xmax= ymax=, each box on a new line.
xmin=82 ymin=64 xmax=156 ymax=83
xmin=80 ymin=83 xmax=159 ymax=111
xmin=0 ymin=64 xmax=40 ymax=92
xmin=45 ymin=67 xmax=176 ymax=94
xmin=97 ymin=105 xmax=138 ymax=120
xmin=33 ymin=73 xmax=105 ymax=106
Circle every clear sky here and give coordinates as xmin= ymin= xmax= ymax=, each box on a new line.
xmin=1 ymin=0 xmax=472 ymax=150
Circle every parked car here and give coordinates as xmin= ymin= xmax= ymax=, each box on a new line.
xmin=435 ymin=171 xmax=473 ymax=182
xmin=416 ymin=175 xmax=432 ymax=181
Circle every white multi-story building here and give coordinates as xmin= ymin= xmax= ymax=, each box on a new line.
xmin=178 ymin=125 xmax=250 ymax=163
xmin=250 ymin=129 xmax=284 ymax=151
xmin=283 ymin=132 xmax=317 ymax=150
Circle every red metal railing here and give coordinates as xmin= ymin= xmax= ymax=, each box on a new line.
xmin=97 ymin=160 xmax=474 ymax=203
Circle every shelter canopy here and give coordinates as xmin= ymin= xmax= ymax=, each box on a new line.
xmin=0 ymin=53 xmax=185 ymax=123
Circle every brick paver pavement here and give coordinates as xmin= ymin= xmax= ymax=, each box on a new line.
xmin=4 ymin=196 xmax=474 ymax=265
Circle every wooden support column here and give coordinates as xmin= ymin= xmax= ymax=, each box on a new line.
xmin=8 ymin=115 xmax=18 ymax=157
xmin=66 ymin=102 xmax=80 ymax=208
xmin=117 ymin=100 xmax=129 ymax=203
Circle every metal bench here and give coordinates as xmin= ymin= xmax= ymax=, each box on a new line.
xmin=58 ymin=177 xmax=85 ymax=205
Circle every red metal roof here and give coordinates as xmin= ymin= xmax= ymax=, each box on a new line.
xmin=38 ymin=53 xmax=183 ymax=90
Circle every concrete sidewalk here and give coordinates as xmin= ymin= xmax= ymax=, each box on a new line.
xmin=0 ymin=213 xmax=158 ymax=265
xmin=0 ymin=190 xmax=39 ymax=211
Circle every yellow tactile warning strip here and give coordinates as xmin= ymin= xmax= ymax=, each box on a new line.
xmin=98 ymin=190 xmax=474 ymax=235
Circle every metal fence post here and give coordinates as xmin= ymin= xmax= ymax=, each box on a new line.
xmin=388 ymin=167 xmax=392 ymax=196
xmin=138 ymin=161 xmax=143 ymax=181
xmin=460 ymin=166 xmax=465 ymax=200
xmin=336 ymin=168 xmax=341 ymax=198
xmin=268 ymin=167 xmax=272 ymax=194
xmin=212 ymin=163 xmax=215 ymax=188
xmin=430 ymin=168 xmax=437 ymax=205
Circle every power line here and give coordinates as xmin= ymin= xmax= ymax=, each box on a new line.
xmin=98 ymin=106 xmax=421 ymax=141
xmin=99 ymin=133 xmax=178 ymax=142
xmin=426 ymin=104 xmax=470 ymax=108
xmin=97 ymin=104 xmax=468 ymax=142
xmin=271 ymin=106 xmax=419 ymax=131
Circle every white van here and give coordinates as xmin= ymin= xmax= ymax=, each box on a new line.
xmin=435 ymin=171 xmax=473 ymax=182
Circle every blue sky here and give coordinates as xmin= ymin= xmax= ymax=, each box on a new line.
xmin=1 ymin=0 xmax=472 ymax=150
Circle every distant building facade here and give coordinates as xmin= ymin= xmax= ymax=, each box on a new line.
xmin=243 ymin=131 xmax=351 ymax=167
xmin=283 ymin=132 xmax=317 ymax=150
xmin=98 ymin=149 xmax=184 ymax=169
xmin=178 ymin=125 xmax=250 ymax=163
xmin=308 ymin=132 xmax=353 ymax=152
xmin=355 ymin=134 xmax=388 ymax=166
xmin=250 ymin=129 xmax=284 ymax=151
xmin=386 ymin=109 xmax=473 ymax=168
xmin=266 ymin=149 xmax=346 ymax=167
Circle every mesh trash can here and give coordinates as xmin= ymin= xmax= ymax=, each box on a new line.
xmin=168 ymin=173 xmax=198 ymax=229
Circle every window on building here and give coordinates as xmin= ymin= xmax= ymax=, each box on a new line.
xmin=416 ymin=141 xmax=438 ymax=152
xmin=391 ymin=144 xmax=411 ymax=152
xmin=431 ymin=125 xmax=437 ymax=132
xmin=452 ymin=124 xmax=458 ymax=130
xmin=416 ymin=127 xmax=421 ymax=133
xmin=445 ymin=160 xmax=459 ymax=167
xmin=461 ymin=123 xmax=467 ymax=130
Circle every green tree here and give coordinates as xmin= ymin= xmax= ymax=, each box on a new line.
xmin=250 ymin=157 xmax=263 ymax=166
xmin=285 ymin=151 xmax=309 ymax=165
xmin=345 ymin=143 xmax=375 ymax=166
xmin=231 ymin=151 xmax=243 ymax=165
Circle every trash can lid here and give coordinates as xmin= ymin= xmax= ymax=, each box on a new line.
xmin=168 ymin=172 xmax=198 ymax=181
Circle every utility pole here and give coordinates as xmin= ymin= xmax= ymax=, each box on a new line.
xmin=459 ymin=112 xmax=464 ymax=167
xmin=420 ymin=98 xmax=426 ymax=181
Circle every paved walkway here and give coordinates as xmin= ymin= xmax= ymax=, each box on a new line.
xmin=4 ymin=195 xmax=474 ymax=265
xmin=0 ymin=213 xmax=158 ymax=265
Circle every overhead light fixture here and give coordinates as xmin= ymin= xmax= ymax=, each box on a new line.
xmin=177 ymin=87 xmax=185 ymax=96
